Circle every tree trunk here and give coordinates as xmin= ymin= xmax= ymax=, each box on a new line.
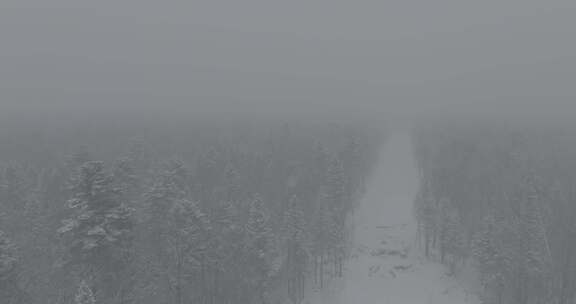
xmin=320 ymin=254 xmax=324 ymax=289
xmin=314 ymin=255 xmax=319 ymax=288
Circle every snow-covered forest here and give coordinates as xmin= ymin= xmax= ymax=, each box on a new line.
xmin=2 ymin=0 xmax=576 ymax=303
xmin=0 ymin=117 xmax=384 ymax=304
xmin=6 ymin=114 xmax=576 ymax=304
xmin=413 ymin=119 xmax=576 ymax=304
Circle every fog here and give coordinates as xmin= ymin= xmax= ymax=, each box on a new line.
xmin=2 ymin=3 xmax=576 ymax=304
xmin=1 ymin=0 xmax=576 ymax=121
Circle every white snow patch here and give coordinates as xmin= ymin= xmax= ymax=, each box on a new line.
xmin=307 ymin=126 xmax=479 ymax=304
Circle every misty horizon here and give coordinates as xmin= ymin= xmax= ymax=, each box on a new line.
xmin=2 ymin=1 xmax=576 ymax=121
xmin=1 ymin=2 xmax=576 ymax=304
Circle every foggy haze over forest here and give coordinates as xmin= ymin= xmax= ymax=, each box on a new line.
xmin=2 ymin=1 xmax=576 ymax=304
xmin=1 ymin=0 xmax=576 ymax=120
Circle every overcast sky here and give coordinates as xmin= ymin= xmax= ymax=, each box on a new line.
xmin=1 ymin=0 xmax=575 ymax=120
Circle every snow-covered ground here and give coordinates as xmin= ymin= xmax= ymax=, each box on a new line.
xmin=307 ymin=125 xmax=479 ymax=304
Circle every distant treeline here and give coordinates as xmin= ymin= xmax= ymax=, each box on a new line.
xmin=0 ymin=119 xmax=384 ymax=304
xmin=413 ymin=120 xmax=576 ymax=304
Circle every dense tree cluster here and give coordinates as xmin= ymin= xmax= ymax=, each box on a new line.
xmin=413 ymin=121 xmax=576 ymax=304
xmin=0 ymin=120 xmax=383 ymax=304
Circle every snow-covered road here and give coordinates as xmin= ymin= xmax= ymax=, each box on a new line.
xmin=307 ymin=125 xmax=478 ymax=304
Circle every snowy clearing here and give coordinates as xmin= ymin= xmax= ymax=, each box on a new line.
xmin=307 ymin=126 xmax=479 ymax=304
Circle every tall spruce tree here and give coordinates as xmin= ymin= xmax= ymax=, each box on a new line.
xmin=0 ymin=230 xmax=26 ymax=303
xmin=58 ymin=161 xmax=133 ymax=300
xmin=325 ymin=158 xmax=347 ymax=220
xmin=75 ymin=280 xmax=96 ymax=304
xmin=245 ymin=194 xmax=274 ymax=303
xmin=166 ymin=198 xmax=211 ymax=304
xmin=283 ymin=195 xmax=307 ymax=304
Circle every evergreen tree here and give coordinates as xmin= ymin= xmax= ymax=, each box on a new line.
xmin=58 ymin=161 xmax=134 ymax=299
xmin=0 ymin=230 xmax=17 ymax=279
xmin=311 ymin=190 xmax=332 ymax=288
xmin=283 ymin=195 xmax=307 ymax=304
xmin=75 ymin=280 xmax=96 ymax=304
xmin=325 ymin=157 xmax=348 ymax=220
xmin=246 ymin=195 xmax=271 ymax=239
xmin=283 ymin=195 xmax=307 ymax=245
xmin=143 ymin=162 xmax=199 ymax=304
xmin=317 ymin=158 xmax=349 ymax=279
xmin=113 ymin=157 xmax=140 ymax=202
xmin=311 ymin=143 xmax=329 ymax=190
xmin=196 ymin=148 xmax=222 ymax=206
xmin=145 ymin=163 xmax=187 ymax=220
xmin=66 ymin=146 xmax=93 ymax=172
xmin=0 ymin=165 xmax=26 ymax=211
xmin=213 ymin=200 xmax=239 ymax=234
xmin=245 ymin=195 xmax=275 ymax=303
xmin=222 ymin=164 xmax=242 ymax=203
xmin=517 ymin=173 xmax=551 ymax=302
xmin=125 ymin=137 xmax=151 ymax=176
xmin=0 ymin=231 xmax=25 ymax=303
xmin=339 ymin=137 xmax=363 ymax=198
xmin=440 ymin=210 xmax=467 ymax=273
xmin=415 ymin=181 xmax=438 ymax=258
xmin=166 ymin=198 xmax=211 ymax=304
xmin=521 ymin=173 xmax=550 ymax=275
xmin=474 ymin=235 xmax=505 ymax=301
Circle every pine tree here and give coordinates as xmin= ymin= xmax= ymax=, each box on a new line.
xmin=325 ymin=158 xmax=347 ymax=214
xmin=523 ymin=199 xmax=547 ymax=277
xmin=166 ymin=198 xmax=211 ymax=304
xmin=0 ymin=230 xmax=17 ymax=279
xmin=208 ymin=199 xmax=245 ymax=304
xmin=283 ymin=195 xmax=307 ymax=304
xmin=143 ymin=165 xmax=182 ymax=281
xmin=146 ymin=166 xmax=184 ymax=214
xmin=213 ymin=200 xmax=239 ymax=235
xmin=416 ymin=181 xmax=438 ymax=258
xmin=222 ymin=164 xmax=242 ymax=203
xmin=283 ymin=195 xmax=306 ymax=245
xmin=321 ymin=188 xmax=346 ymax=278
xmin=319 ymin=158 xmax=350 ymax=279
xmin=246 ymin=195 xmax=268 ymax=233
xmin=0 ymin=230 xmax=25 ymax=303
xmin=245 ymin=195 xmax=274 ymax=303
xmin=339 ymin=137 xmax=362 ymax=199
xmin=0 ymin=165 xmax=26 ymax=211
xmin=516 ymin=173 xmax=551 ymax=303
xmin=144 ymin=160 xmax=191 ymax=227
xmin=75 ymin=280 xmax=95 ymax=304
xmin=413 ymin=185 xmax=427 ymax=250
xmin=144 ymin=163 xmax=206 ymax=304
xmin=125 ymin=137 xmax=151 ymax=175
xmin=521 ymin=173 xmax=550 ymax=276
xmin=311 ymin=191 xmax=332 ymax=288
xmin=168 ymin=199 xmax=211 ymax=253
xmin=66 ymin=146 xmax=93 ymax=171
xmin=440 ymin=210 xmax=467 ymax=273
xmin=472 ymin=214 xmax=508 ymax=303
xmin=196 ymin=148 xmax=222 ymax=206
xmin=311 ymin=143 xmax=329 ymax=190
xmin=112 ymin=157 xmax=140 ymax=204
xmin=58 ymin=161 xmax=133 ymax=298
